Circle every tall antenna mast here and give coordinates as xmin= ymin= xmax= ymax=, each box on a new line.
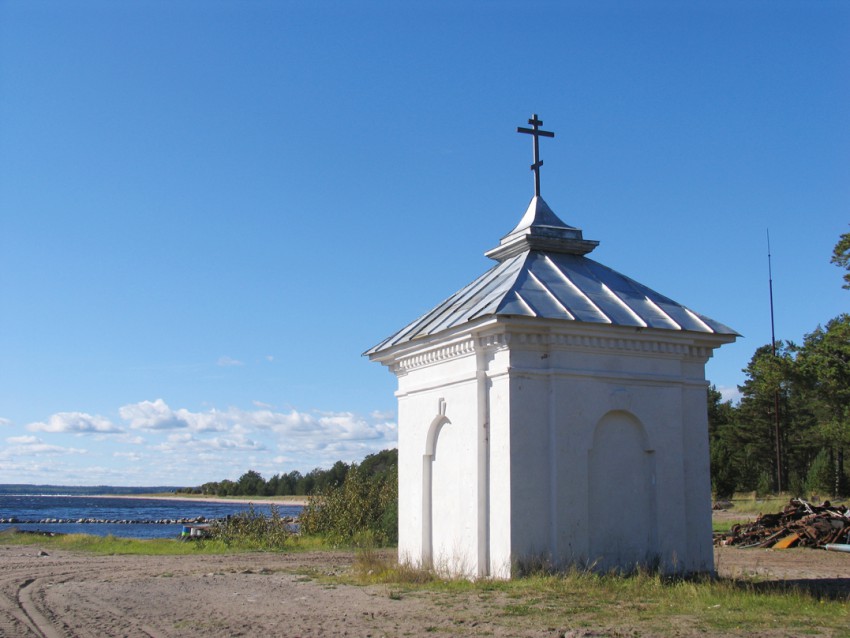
xmin=768 ymin=229 xmax=777 ymax=355
xmin=768 ymin=229 xmax=782 ymax=493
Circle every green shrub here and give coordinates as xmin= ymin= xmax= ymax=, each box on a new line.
xmin=710 ymin=441 xmax=738 ymax=499
xmin=208 ymin=504 xmax=291 ymax=550
xmin=755 ymin=470 xmax=774 ymax=497
xmin=300 ymin=463 xmax=398 ymax=546
xmin=805 ymin=448 xmax=833 ymax=495
xmin=787 ymin=470 xmax=805 ymax=498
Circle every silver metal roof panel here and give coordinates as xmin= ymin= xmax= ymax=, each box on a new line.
xmin=366 ymin=195 xmax=738 ymax=356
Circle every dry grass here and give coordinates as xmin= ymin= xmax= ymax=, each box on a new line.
xmin=724 ymin=492 xmax=846 ymax=515
xmin=344 ymin=550 xmax=850 ymax=636
xmin=0 ymin=527 xmax=328 ymax=555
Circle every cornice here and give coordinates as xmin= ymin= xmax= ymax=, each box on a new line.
xmin=391 ymin=337 xmax=476 ymax=375
xmin=475 ymin=329 xmax=716 ymax=361
xmin=384 ymin=321 xmax=728 ymax=377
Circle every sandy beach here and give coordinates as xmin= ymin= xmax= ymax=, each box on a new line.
xmin=1 ymin=544 xmax=848 ymax=637
xmin=87 ymin=493 xmax=308 ymax=507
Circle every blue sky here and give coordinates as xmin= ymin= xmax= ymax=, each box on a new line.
xmin=1 ymin=1 xmax=847 ymax=486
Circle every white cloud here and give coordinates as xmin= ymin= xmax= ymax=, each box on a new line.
xmin=207 ymin=436 xmax=265 ymax=451
xmin=217 ymin=356 xmax=244 ymax=367
xmin=188 ymin=409 xmax=231 ymax=432
xmin=164 ymin=432 xmax=193 ymax=445
xmin=117 ymin=402 xmax=393 ymax=440
xmin=33 ymin=443 xmax=86 ymax=455
xmin=27 ymin=412 xmax=121 ymax=434
xmin=237 ymin=408 xmax=396 ymax=441
xmin=113 ymin=451 xmax=142 ymax=462
xmin=6 ymin=398 xmax=398 ymax=484
xmin=120 ymin=399 xmax=190 ymax=430
xmin=0 ymin=436 xmax=86 ymax=458
xmin=0 ymin=459 xmax=56 ymax=478
xmin=717 ymin=385 xmax=743 ymax=404
xmin=0 ymin=417 xmax=12 ymax=427
xmin=246 ymin=408 xmax=315 ymax=433
xmin=119 ymin=399 xmax=229 ymax=432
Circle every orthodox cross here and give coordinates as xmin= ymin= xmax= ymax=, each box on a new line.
xmin=517 ymin=113 xmax=555 ymax=197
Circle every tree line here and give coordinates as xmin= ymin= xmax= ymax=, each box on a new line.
xmin=709 ymin=228 xmax=849 ymax=498
xmin=176 ymin=448 xmax=397 ymax=498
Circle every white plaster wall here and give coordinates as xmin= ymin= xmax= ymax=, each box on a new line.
xmin=502 ymin=325 xmax=722 ymax=575
xmin=429 ymin=392 xmax=477 ymax=575
xmin=588 ymin=410 xmax=656 ymax=571
xmin=484 ymin=349 xmax=512 ymax=579
xmin=394 ymin=346 xmax=482 ymax=577
xmin=383 ymin=321 xmax=728 ymax=579
xmin=508 ymin=371 xmax=554 ymax=569
xmin=395 ymin=392 xmax=424 ymax=567
xmin=681 ymin=381 xmax=715 ymax=572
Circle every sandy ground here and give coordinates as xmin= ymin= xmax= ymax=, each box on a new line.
xmin=1 ymin=541 xmax=849 ymax=638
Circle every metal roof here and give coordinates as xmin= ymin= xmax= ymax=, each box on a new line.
xmin=366 ymin=196 xmax=737 ymax=356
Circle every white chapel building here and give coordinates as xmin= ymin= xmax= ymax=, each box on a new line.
xmin=367 ymin=115 xmax=737 ymax=578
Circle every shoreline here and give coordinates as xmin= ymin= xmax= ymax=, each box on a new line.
xmin=84 ymin=494 xmax=307 ymax=506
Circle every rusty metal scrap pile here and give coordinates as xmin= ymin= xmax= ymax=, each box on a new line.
xmin=715 ymin=498 xmax=850 ymax=549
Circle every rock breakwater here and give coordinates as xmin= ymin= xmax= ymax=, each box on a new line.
xmin=0 ymin=516 xmax=210 ymax=525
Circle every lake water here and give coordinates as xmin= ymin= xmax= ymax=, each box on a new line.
xmin=0 ymin=495 xmax=303 ymax=539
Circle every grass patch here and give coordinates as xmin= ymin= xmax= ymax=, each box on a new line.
xmin=727 ymin=495 xmax=792 ymax=515
xmin=725 ymin=492 xmax=847 ymax=515
xmin=712 ymin=518 xmax=752 ymax=534
xmin=0 ymin=530 xmax=222 ymax=555
xmin=340 ymin=552 xmax=850 ymax=635
xmin=0 ymin=527 xmax=332 ymax=555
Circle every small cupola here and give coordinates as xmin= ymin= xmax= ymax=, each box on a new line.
xmin=484 ymin=195 xmax=599 ymax=261
xmin=486 ymin=113 xmax=598 ymax=261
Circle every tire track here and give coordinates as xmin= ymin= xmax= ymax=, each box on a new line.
xmin=3 ymin=563 xmax=167 ymax=638
xmin=0 ymin=574 xmax=42 ymax=637
xmin=0 ymin=606 xmax=40 ymax=638
xmin=0 ymin=556 xmax=119 ymax=638
xmin=45 ymin=585 xmax=166 ymax=638
xmin=16 ymin=576 xmax=67 ymax=638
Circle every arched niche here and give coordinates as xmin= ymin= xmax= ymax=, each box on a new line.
xmin=422 ymin=399 xmax=450 ymax=567
xmin=587 ymin=410 xmax=657 ymax=571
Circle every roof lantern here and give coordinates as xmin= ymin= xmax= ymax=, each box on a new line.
xmin=486 ymin=114 xmax=598 ymax=261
